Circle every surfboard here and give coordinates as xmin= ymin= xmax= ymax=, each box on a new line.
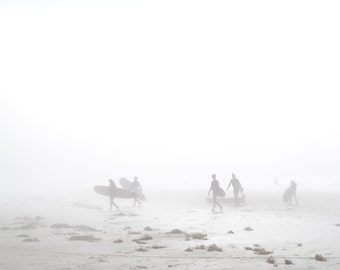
xmin=283 ymin=188 xmax=292 ymax=203
xmin=119 ymin=178 xmax=146 ymax=201
xmin=216 ymin=187 xmax=225 ymax=197
xmin=93 ymin=185 xmax=138 ymax=199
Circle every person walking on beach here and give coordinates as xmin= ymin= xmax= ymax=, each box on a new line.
xmin=130 ymin=176 xmax=142 ymax=207
xmin=227 ymin=173 xmax=244 ymax=206
xmin=208 ymin=174 xmax=223 ymax=212
xmin=109 ymin=179 xmax=119 ymax=211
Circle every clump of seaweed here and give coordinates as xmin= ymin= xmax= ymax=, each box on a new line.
xmin=136 ymin=247 xmax=148 ymax=252
xmin=113 ymin=238 xmax=123 ymax=243
xmin=190 ymin=232 xmax=208 ymax=240
xmin=285 ymin=259 xmax=293 ymax=265
xmin=194 ymin=244 xmax=206 ymax=250
xmin=128 ymin=231 xmax=141 ymax=235
xmin=166 ymin=229 xmax=184 ymax=234
xmin=266 ymin=256 xmax=275 ymax=264
xmin=315 ymin=254 xmax=327 ymax=262
xmin=138 ymin=234 xmax=153 ymax=241
xmin=184 ymin=247 xmax=194 ymax=252
xmin=207 ymin=244 xmax=223 ymax=252
xmin=68 ymin=235 xmax=101 ymax=242
xmin=152 ymin=245 xmax=166 ymax=249
xmin=22 ymin=237 xmax=39 ymax=242
xmin=244 ymin=227 xmax=253 ymax=231
xmin=253 ymin=247 xmax=273 ymax=255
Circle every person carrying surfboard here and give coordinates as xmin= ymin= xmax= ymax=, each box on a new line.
xmin=109 ymin=179 xmax=119 ymax=211
xmin=208 ymin=174 xmax=223 ymax=212
xmin=227 ymin=173 xmax=243 ymax=206
xmin=130 ymin=176 xmax=142 ymax=207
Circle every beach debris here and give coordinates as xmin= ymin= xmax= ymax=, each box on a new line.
xmin=123 ymin=226 xmax=131 ymax=230
xmin=207 ymin=244 xmax=223 ymax=252
xmin=315 ymin=254 xmax=327 ymax=262
xmin=51 ymin=224 xmax=73 ymax=229
xmin=228 ymin=230 xmax=234 ymax=234
xmin=134 ymin=234 xmax=153 ymax=241
xmin=297 ymin=243 xmax=302 ymax=247
xmin=144 ymin=226 xmax=154 ymax=231
xmin=244 ymin=227 xmax=254 ymax=231
xmin=1 ymin=227 xmax=11 ymax=230
xmin=335 ymin=224 xmax=340 ymax=227
xmin=285 ymin=259 xmax=293 ymax=265
xmin=244 ymin=245 xmax=273 ymax=255
xmin=136 ymin=247 xmax=148 ymax=252
xmin=253 ymin=247 xmax=273 ymax=255
xmin=135 ymin=266 xmax=147 ymax=269
xmin=194 ymin=244 xmax=206 ymax=250
xmin=266 ymin=256 xmax=275 ymax=264
xmin=166 ymin=229 xmax=184 ymax=234
xmin=16 ymin=234 xmax=30 ymax=238
xmin=135 ymin=240 xmax=147 ymax=244
xmin=187 ymin=232 xmax=208 ymax=240
xmin=113 ymin=238 xmax=123 ymax=243
xmin=184 ymin=247 xmax=194 ymax=252
xmin=68 ymin=235 xmax=101 ymax=242
xmin=128 ymin=231 xmax=141 ymax=235
xmin=22 ymin=237 xmax=39 ymax=242
xmin=151 ymin=245 xmax=166 ymax=249
xmin=19 ymin=223 xmax=38 ymax=230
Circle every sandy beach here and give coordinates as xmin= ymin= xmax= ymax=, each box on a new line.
xmin=1 ymin=188 xmax=339 ymax=270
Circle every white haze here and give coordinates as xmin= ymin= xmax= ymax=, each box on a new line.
xmin=0 ymin=0 xmax=340 ymax=192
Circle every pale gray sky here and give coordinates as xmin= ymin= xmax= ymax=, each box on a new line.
xmin=1 ymin=1 xmax=339 ymax=189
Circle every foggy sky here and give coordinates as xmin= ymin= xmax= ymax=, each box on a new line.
xmin=1 ymin=1 xmax=339 ymax=189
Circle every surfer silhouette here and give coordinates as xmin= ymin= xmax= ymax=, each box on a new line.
xmin=130 ymin=176 xmax=142 ymax=207
xmin=208 ymin=174 xmax=223 ymax=212
xmin=227 ymin=173 xmax=243 ymax=206
xmin=109 ymin=179 xmax=119 ymax=211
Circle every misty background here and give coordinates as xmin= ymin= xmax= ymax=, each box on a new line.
xmin=1 ymin=1 xmax=339 ymax=193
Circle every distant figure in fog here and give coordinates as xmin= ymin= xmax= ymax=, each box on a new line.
xmin=208 ymin=174 xmax=223 ymax=212
xmin=227 ymin=173 xmax=244 ymax=206
xmin=130 ymin=176 xmax=142 ymax=207
xmin=109 ymin=179 xmax=119 ymax=211
xmin=289 ymin=180 xmax=298 ymax=205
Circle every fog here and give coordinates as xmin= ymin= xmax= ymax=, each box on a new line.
xmin=1 ymin=2 xmax=340 ymax=269
xmin=1 ymin=1 xmax=340 ymax=193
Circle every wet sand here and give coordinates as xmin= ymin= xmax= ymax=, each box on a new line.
xmin=0 ymin=189 xmax=339 ymax=269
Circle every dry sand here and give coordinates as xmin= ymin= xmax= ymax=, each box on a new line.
xmin=0 ymin=188 xmax=339 ymax=270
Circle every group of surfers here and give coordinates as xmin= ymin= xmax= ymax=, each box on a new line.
xmin=106 ymin=174 xmax=298 ymax=212
xmin=208 ymin=173 xmax=298 ymax=212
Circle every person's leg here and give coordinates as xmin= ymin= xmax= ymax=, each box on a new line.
xmin=112 ymin=198 xmax=119 ymax=211
xmin=234 ymin=189 xmax=239 ymax=206
xmin=212 ymin=195 xmax=217 ymax=211
xmin=293 ymin=192 xmax=298 ymax=205
xmin=109 ymin=197 xmax=113 ymax=212
xmin=216 ymin=200 xmax=223 ymax=212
